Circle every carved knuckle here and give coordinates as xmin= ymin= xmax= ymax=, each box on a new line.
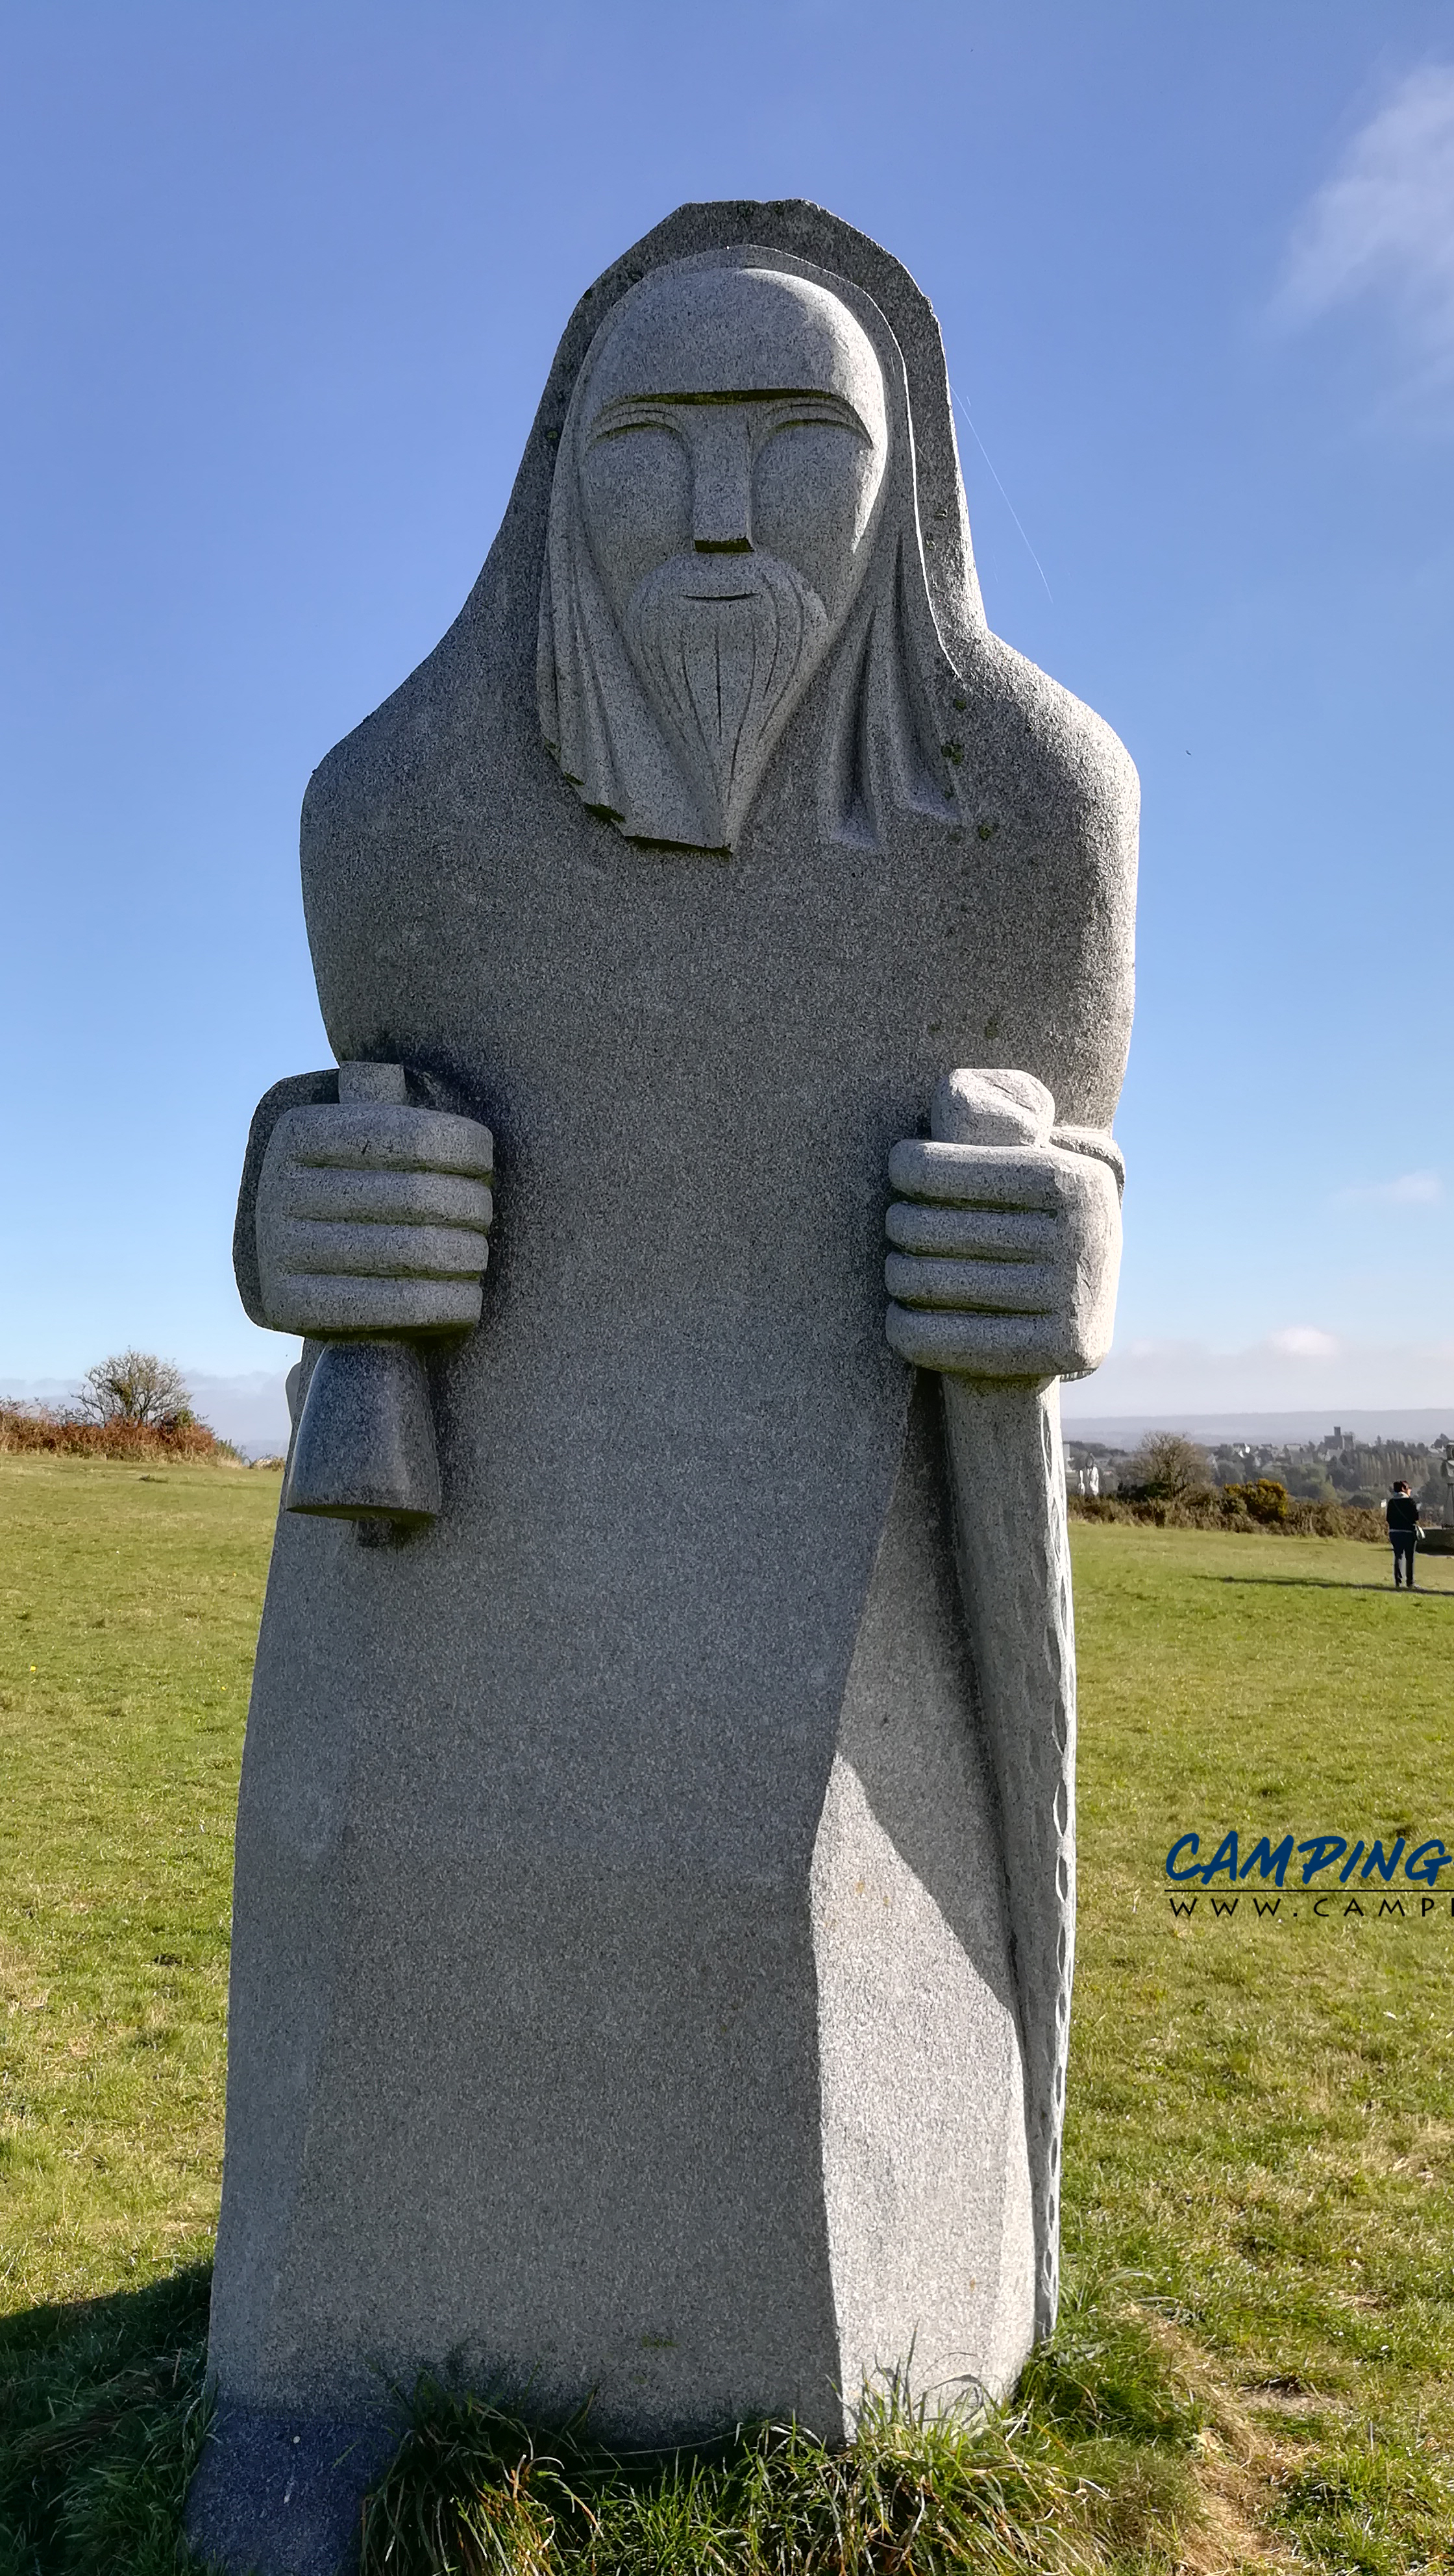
xmin=263 ymin=1268 xmax=484 ymax=1338
xmin=277 ymin=1103 xmax=493 ymax=1179
xmin=886 ymin=1297 xmax=1063 ymax=1378
xmin=884 ymin=1251 xmax=1059 ymax=1316
xmin=285 ymin=1170 xmax=493 ymax=1230
xmin=887 ymin=1137 xmax=1063 ymax=1216
xmin=272 ymin=1218 xmax=488 ymax=1282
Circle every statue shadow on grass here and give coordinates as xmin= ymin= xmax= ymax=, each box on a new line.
xmin=1205 ymin=1573 xmax=1454 ymax=1597
xmin=0 ymin=2263 xmax=213 ymax=2565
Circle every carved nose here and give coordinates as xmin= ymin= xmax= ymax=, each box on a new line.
xmin=692 ymin=413 xmax=754 ymax=553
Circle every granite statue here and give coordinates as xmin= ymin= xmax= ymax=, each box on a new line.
xmin=188 ymin=200 xmax=1137 ymax=2576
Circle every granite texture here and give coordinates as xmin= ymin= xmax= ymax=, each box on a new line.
xmin=185 ymin=2405 xmax=396 ymax=2576
xmin=890 ymin=1067 xmax=1109 ymax=2336
xmin=193 ymin=199 xmax=1137 ymax=2575
xmin=284 ymin=1341 xmax=442 ymax=1525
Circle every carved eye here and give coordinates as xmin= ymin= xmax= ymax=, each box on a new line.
xmin=589 ymin=406 xmax=684 ymax=447
xmin=578 ymin=419 xmax=691 ymax=596
xmin=759 ymin=403 xmax=866 ymax=446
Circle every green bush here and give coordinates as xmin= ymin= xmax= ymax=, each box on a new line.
xmin=1220 ymin=1477 xmax=1288 ymax=1524
xmin=1068 ymin=1486 xmax=1385 ymax=1542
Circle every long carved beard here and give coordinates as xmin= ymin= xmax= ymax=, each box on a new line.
xmin=624 ymin=553 xmax=830 ymax=847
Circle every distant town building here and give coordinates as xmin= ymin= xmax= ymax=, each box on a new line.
xmin=1062 ymin=1426 xmax=1454 ymax=1519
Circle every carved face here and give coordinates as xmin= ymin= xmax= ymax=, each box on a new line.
xmin=578 ymin=268 xmax=887 ymax=628
xmin=550 ymin=265 xmax=889 ymax=848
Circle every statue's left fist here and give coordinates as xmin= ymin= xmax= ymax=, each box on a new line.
xmin=883 ymin=1135 xmax=1122 ymax=1383
xmin=255 ymin=1098 xmax=494 ymax=1339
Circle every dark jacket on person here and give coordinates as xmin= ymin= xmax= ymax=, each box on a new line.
xmin=1387 ymin=1492 xmax=1420 ymax=1533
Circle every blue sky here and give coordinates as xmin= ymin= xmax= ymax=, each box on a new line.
xmin=3 ymin=0 xmax=1452 ymax=1421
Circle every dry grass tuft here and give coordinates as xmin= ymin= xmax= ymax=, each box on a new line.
xmin=0 ymin=1404 xmax=244 ymax=1467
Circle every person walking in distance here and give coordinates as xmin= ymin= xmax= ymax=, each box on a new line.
xmin=1388 ymin=1480 xmax=1420 ymax=1589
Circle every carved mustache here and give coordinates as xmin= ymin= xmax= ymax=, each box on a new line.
xmin=624 ymin=551 xmax=830 ymax=847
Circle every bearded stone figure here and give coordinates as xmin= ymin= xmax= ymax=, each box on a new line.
xmin=190 ymin=202 xmax=1137 ymax=2576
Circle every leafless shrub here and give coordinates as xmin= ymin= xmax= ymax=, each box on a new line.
xmin=1122 ymin=1431 xmax=1211 ymax=1500
xmin=77 ymin=1350 xmax=193 ymax=1429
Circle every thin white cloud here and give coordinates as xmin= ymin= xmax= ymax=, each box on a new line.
xmin=1266 ymin=1326 xmax=1340 ymax=1360
xmin=1063 ymin=1333 xmax=1454 ymax=1420
xmin=1332 ymin=1170 xmax=1444 ymax=1206
xmin=1280 ymin=64 xmax=1454 ymax=378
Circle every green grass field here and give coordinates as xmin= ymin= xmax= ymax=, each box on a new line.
xmin=2 ymin=1457 xmax=1451 ymax=2572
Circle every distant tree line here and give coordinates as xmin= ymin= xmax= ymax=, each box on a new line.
xmin=1065 ymin=1428 xmax=1388 ymax=1540
xmin=0 ymin=1353 xmax=241 ymax=1465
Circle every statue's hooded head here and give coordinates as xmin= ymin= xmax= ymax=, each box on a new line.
xmin=539 ymin=249 xmax=961 ymax=853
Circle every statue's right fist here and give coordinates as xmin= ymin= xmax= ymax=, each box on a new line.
xmin=256 ymin=1099 xmax=494 ymax=1338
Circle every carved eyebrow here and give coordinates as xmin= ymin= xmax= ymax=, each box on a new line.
xmin=587 ymin=390 xmax=872 ymax=438
xmin=614 ymin=386 xmax=853 ymax=406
